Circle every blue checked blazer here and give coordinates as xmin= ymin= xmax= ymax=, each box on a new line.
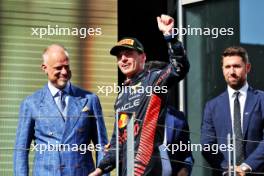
xmin=14 ymin=84 xmax=109 ymax=176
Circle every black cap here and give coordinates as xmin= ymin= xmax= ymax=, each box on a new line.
xmin=110 ymin=37 xmax=144 ymax=56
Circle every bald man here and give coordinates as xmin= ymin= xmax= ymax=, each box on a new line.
xmin=14 ymin=44 xmax=109 ymax=176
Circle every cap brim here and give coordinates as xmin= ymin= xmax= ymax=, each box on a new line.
xmin=110 ymin=45 xmax=136 ymax=56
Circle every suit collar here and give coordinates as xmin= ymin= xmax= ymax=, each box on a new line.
xmin=39 ymin=85 xmax=66 ymax=133
xmin=243 ymin=86 xmax=258 ymax=137
xmin=220 ymin=91 xmax=232 ymax=134
xmin=227 ymin=82 xmax=248 ymax=99
xmin=48 ymin=81 xmax=71 ymax=97
xmin=62 ymin=85 xmax=88 ymax=141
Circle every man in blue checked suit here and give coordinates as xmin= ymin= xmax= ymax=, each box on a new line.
xmin=201 ymin=46 xmax=264 ymax=176
xmin=14 ymin=44 xmax=109 ymax=176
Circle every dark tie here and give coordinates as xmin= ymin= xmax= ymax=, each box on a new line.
xmin=57 ymin=90 xmax=66 ymax=114
xmin=233 ymin=91 xmax=244 ymax=164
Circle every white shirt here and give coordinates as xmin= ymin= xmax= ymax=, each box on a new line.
xmin=227 ymin=82 xmax=248 ymax=133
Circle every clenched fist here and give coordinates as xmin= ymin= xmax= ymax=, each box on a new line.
xmin=157 ymin=14 xmax=175 ymax=36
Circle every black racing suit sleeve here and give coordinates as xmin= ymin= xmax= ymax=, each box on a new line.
xmin=97 ymin=122 xmax=117 ymax=173
xmin=97 ymin=35 xmax=189 ymax=173
xmin=154 ymin=35 xmax=189 ymax=88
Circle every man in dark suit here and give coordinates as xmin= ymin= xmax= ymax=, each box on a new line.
xmin=165 ymin=106 xmax=194 ymax=176
xmin=201 ymin=46 xmax=264 ymax=176
xmin=13 ymin=44 xmax=109 ymax=176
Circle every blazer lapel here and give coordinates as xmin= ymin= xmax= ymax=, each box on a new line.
xmin=243 ymin=87 xmax=258 ymax=138
xmin=61 ymin=87 xmax=88 ymax=141
xmin=220 ymin=91 xmax=232 ymax=135
xmin=39 ymin=85 xmax=65 ymax=134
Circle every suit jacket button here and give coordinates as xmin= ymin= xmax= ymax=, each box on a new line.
xmin=77 ymin=128 xmax=85 ymax=133
xmin=59 ymin=164 xmax=65 ymax=170
xmin=48 ymin=132 xmax=53 ymax=136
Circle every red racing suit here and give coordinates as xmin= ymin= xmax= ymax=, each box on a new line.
xmin=98 ymin=36 xmax=190 ymax=176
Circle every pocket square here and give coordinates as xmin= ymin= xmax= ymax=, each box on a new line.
xmin=82 ymin=106 xmax=89 ymax=112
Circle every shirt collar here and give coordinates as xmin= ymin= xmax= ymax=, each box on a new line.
xmin=48 ymin=81 xmax=71 ymax=97
xmin=227 ymin=82 xmax=248 ymax=98
xmin=127 ymin=70 xmax=145 ymax=85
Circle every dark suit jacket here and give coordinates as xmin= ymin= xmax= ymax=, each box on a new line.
xmin=14 ymin=84 xmax=109 ymax=176
xmin=201 ymin=87 xmax=264 ymax=175
xmin=165 ymin=106 xmax=194 ymax=176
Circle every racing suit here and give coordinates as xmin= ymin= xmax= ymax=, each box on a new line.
xmin=98 ymin=36 xmax=190 ymax=176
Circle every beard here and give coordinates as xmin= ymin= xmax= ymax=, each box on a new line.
xmin=226 ymin=76 xmax=246 ymax=90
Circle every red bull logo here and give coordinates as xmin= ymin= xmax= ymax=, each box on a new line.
xmin=118 ymin=113 xmax=128 ymax=129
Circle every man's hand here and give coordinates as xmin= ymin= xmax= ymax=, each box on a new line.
xmin=157 ymin=14 xmax=174 ymax=36
xmin=104 ymin=143 xmax=111 ymax=152
xmin=88 ymin=168 xmax=103 ymax=176
xmin=177 ymin=168 xmax=189 ymax=176
xmin=235 ymin=165 xmax=246 ymax=176
xmin=223 ymin=166 xmax=246 ymax=176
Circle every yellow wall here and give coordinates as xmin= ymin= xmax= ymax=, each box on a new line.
xmin=0 ymin=0 xmax=117 ymax=175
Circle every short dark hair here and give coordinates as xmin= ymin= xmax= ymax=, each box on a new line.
xmin=221 ymin=46 xmax=249 ymax=64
